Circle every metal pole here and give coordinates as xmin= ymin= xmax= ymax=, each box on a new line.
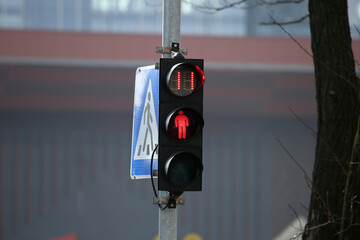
xmin=162 ymin=0 xmax=181 ymax=58
xmin=159 ymin=0 xmax=181 ymax=240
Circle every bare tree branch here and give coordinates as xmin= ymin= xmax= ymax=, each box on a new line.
xmin=299 ymin=202 xmax=309 ymax=212
xmin=276 ymin=138 xmax=313 ymax=188
xmin=261 ymin=14 xmax=309 ymax=26
xmin=288 ymin=107 xmax=316 ymax=138
xmin=246 ymin=0 xmax=306 ymax=9
xmin=267 ymin=14 xmax=313 ymax=57
xmin=189 ymin=0 xmax=246 ymax=14
xmin=259 ymin=0 xmax=305 ymax=5
xmin=288 ymin=204 xmax=305 ymax=240
xmin=355 ymin=25 xmax=360 ymax=36
xmin=268 ymin=14 xmax=360 ymax=94
xmin=190 ymin=0 xmax=306 ymax=13
xmin=339 ymin=116 xmax=360 ymax=239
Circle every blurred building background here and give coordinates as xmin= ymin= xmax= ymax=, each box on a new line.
xmin=0 ymin=0 xmax=359 ymax=37
xmin=0 ymin=1 xmax=360 ymax=240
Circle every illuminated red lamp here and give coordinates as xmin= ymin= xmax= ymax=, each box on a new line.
xmin=166 ymin=108 xmax=204 ymax=141
xmin=174 ymin=110 xmax=188 ymax=139
xmin=166 ymin=63 xmax=205 ymax=97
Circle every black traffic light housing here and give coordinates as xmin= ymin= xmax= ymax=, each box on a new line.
xmin=158 ymin=58 xmax=204 ymax=197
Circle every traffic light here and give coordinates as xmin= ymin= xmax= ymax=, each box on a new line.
xmin=158 ymin=58 xmax=204 ymax=197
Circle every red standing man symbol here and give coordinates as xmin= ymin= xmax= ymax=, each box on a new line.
xmin=174 ymin=110 xmax=189 ymax=139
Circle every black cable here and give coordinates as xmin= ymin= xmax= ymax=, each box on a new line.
xmin=150 ymin=144 xmax=158 ymax=197
xmin=150 ymin=144 xmax=168 ymax=210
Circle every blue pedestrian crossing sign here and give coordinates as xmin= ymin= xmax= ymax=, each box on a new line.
xmin=130 ymin=65 xmax=159 ymax=179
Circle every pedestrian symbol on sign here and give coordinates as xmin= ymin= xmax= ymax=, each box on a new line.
xmin=141 ymin=92 xmax=155 ymax=155
xmin=134 ymin=80 xmax=158 ymax=160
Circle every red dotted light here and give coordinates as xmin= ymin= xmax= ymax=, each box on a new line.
xmin=190 ymin=71 xmax=194 ymax=91
xmin=177 ymin=71 xmax=181 ymax=90
xmin=167 ymin=63 xmax=204 ymax=97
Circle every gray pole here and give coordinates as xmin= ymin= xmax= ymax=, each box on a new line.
xmin=162 ymin=0 xmax=181 ymax=58
xmin=159 ymin=0 xmax=181 ymax=240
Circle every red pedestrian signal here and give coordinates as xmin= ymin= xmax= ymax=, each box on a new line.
xmin=174 ymin=110 xmax=188 ymax=139
xmin=166 ymin=108 xmax=204 ymax=141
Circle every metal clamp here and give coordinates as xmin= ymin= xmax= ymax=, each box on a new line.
xmin=153 ymin=197 xmax=185 ymax=207
xmin=156 ymin=46 xmax=188 ymax=55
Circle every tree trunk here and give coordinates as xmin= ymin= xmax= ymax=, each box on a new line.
xmin=305 ymin=0 xmax=360 ymax=239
